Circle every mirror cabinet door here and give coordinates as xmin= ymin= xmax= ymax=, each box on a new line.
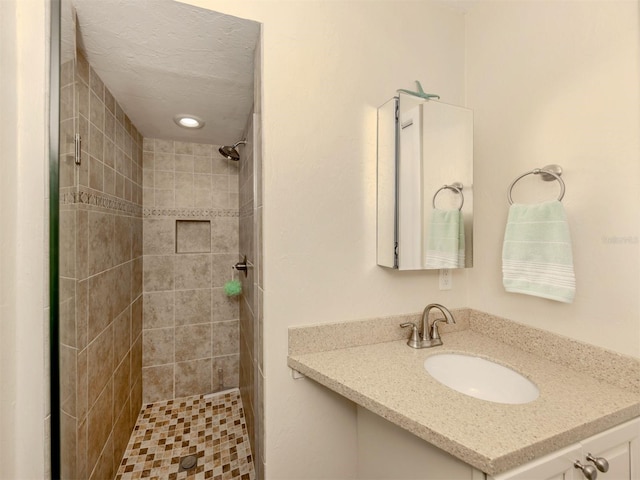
xmin=376 ymin=97 xmax=398 ymax=268
xmin=377 ymin=93 xmax=473 ymax=270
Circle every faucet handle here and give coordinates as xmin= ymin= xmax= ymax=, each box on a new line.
xmin=430 ymin=315 xmax=456 ymax=341
xmin=400 ymin=322 xmax=421 ymax=349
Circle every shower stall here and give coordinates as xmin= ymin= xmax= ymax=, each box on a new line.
xmin=50 ymin=1 xmax=264 ymax=478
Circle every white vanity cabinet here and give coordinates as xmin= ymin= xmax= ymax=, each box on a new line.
xmin=488 ymin=444 xmax=579 ymax=480
xmin=489 ymin=418 xmax=639 ymax=480
xmin=357 ymin=407 xmax=638 ymax=480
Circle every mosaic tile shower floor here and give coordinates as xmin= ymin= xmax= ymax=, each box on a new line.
xmin=117 ymin=389 xmax=254 ymax=480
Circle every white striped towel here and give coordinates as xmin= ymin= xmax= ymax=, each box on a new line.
xmin=425 ymin=209 xmax=465 ymax=269
xmin=502 ymin=200 xmax=575 ymax=303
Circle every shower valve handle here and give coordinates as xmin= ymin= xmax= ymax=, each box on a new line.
xmin=234 ymin=255 xmax=248 ymax=277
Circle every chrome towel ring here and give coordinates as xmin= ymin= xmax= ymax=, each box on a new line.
xmin=508 ymin=164 xmax=565 ymax=205
xmin=432 ymin=183 xmax=464 ymax=211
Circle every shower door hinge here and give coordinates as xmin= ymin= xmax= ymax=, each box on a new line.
xmin=74 ymin=133 xmax=82 ymax=165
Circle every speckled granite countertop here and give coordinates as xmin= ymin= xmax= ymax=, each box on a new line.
xmin=287 ymin=309 xmax=640 ymax=475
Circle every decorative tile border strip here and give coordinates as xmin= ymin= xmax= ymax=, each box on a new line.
xmin=60 ymin=188 xmax=238 ymax=219
xmin=61 ymin=187 xmax=142 ymax=216
xmin=143 ymin=207 xmax=239 ymax=218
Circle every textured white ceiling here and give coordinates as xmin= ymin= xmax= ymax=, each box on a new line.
xmin=73 ymin=0 xmax=260 ymax=145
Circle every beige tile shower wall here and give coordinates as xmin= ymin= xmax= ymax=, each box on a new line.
xmin=239 ymin=113 xmax=256 ymax=458
xmin=59 ymin=49 xmax=144 ymax=480
xmin=238 ymin=107 xmax=264 ymax=477
xmin=58 ymin=54 xmax=77 ymax=480
xmin=254 ymin=39 xmax=265 ymax=479
xmin=142 ymin=139 xmax=240 ymax=404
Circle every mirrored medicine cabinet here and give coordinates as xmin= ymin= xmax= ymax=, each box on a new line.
xmin=377 ymin=92 xmax=474 ymax=270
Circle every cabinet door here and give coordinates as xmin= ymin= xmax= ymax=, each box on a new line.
xmin=489 ymin=444 xmax=580 ymax=480
xmin=356 ymin=407 xmax=478 ymax=479
xmin=490 ymin=418 xmax=640 ymax=480
xmin=579 ymin=418 xmax=640 ymax=480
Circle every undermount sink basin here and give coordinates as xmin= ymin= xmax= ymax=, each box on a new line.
xmin=424 ymin=353 xmax=539 ymax=404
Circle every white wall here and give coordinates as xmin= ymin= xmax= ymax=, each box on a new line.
xmin=0 ymin=0 xmax=20 ymax=472
xmin=0 ymin=0 xmax=48 ymax=478
xmin=259 ymin=5 xmax=467 ymax=476
xmin=182 ymin=1 xmax=468 ymax=478
xmin=465 ymin=1 xmax=640 ymax=357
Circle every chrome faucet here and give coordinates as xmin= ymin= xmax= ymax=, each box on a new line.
xmin=400 ymin=303 xmax=456 ymax=348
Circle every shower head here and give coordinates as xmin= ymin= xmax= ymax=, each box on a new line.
xmin=218 ymin=140 xmax=246 ymax=161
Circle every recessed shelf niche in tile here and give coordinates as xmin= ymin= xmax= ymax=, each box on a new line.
xmin=176 ymin=220 xmax=211 ymax=253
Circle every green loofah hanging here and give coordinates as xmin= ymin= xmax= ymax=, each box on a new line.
xmin=224 ymin=279 xmax=242 ymax=297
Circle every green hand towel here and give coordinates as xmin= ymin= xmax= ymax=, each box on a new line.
xmin=502 ymin=200 xmax=575 ymax=303
xmin=425 ymin=209 xmax=465 ymax=268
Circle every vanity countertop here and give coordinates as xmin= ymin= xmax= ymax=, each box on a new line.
xmin=287 ymin=311 xmax=640 ymax=476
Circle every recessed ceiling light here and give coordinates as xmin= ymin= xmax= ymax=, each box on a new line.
xmin=174 ymin=115 xmax=205 ymax=129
